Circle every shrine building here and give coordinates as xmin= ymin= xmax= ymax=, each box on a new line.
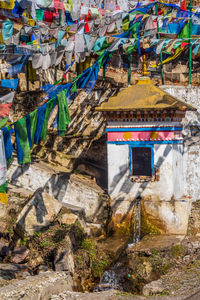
xmin=96 ymin=78 xmax=196 ymax=235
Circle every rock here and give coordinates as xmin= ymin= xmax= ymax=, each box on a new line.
xmin=29 ymin=254 xmax=44 ymax=267
xmin=50 ymin=290 xmax=147 ymax=300
xmin=37 ymin=265 xmax=48 ymax=274
xmin=15 ymin=189 xmax=62 ymax=237
xmin=85 ymin=223 xmax=103 ymax=237
xmin=11 ymin=246 xmax=29 ymax=264
xmin=0 ymin=185 xmax=32 ymax=234
xmin=54 ymin=236 xmax=74 ymax=274
xmin=0 ymin=264 xmax=31 ymax=281
xmin=0 ymin=241 xmax=10 ymax=257
xmin=60 ymin=212 xmax=78 ymax=225
xmin=142 ymin=279 xmax=164 ymax=296
xmin=0 ymin=271 xmax=73 ymax=300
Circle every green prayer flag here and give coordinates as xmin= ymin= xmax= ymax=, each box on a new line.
xmin=29 ymin=109 xmax=38 ymax=148
xmin=0 ymin=117 xmax=8 ymax=129
xmin=57 ymin=89 xmax=71 ymax=136
xmin=0 ymin=181 xmax=8 ymax=193
xmin=178 ymin=23 xmax=189 ymax=39
xmin=40 ymin=97 xmax=56 ymax=141
xmin=15 ymin=117 xmax=31 ymax=164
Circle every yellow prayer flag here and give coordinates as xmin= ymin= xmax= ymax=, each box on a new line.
xmin=152 ymin=47 xmax=184 ymax=68
xmin=28 ymin=19 xmax=35 ymax=26
xmin=0 ymin=0 xmax=15 ymax=10
xmin=0 ymin=193 xmax=8 ymax=205
xmin=64 ymin=3 xmax=71 ymax=11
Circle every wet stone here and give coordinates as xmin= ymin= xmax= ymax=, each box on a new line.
xmin=12 ymin=246 xmax=29 ymax=264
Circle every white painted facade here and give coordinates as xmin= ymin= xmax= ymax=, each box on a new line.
xmin=108 ymin=129 xmax=185 ymax=202
xmin=107 ymin=121 xmax=192 ymax=235
xmin=106 ymin=85 xmax=200 ymax=234
xmin=162 ymin=86 xmax=200 ymax=202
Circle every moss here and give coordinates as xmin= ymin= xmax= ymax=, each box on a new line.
xmin=141 ymin=215 xmax=161 ymax=236
xmin=76 ymin=237 xmax=111 ymax=287
xmin=171 ymin=244 xmax=185 ymax=257
xmin=114 ymin=222 xmax=132 ymax=236
xmin=81 ymin=238 xmax=95 ymax=251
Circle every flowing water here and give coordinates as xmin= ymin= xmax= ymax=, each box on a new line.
xmin=95 ymin=199 xmax=142 ymax=291
xmin=127 ymin=198 xmax=141 ymax=247
xmin=94 ymin=262 xmax=124 ymax=291
xmin=133 ymin=198 xmax=141 ymax=245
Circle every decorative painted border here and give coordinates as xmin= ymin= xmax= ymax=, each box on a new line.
xmin=107 ymin=130 xmax=182 ymax=142
xmin=106 ymin=127 xmax=183 ymax=132
xmin=107 ymin=140 xmax=183 ymax=145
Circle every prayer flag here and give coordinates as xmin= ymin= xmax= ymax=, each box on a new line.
xmin=180 ymin=0 xmax=187 ymax=11
xmin=0 ymin=92 xmax=15 ymax=118
xmin=0 ymin=131 xmax=7 ymax=204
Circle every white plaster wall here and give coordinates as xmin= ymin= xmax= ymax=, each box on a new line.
xmin=107 ymin=143 xmax=129 ymax=197
xmin=108 ymin=143 xmax=185 ymax=202
xmin=108 ymin=142 xmax=189 ymax=234
xmin=172 ymin=144 xmax=185 ymax=199
xmin=161 ymin=86 xmax=200 ymax=201
xmin=143 ymin=199 xmax=191 ymax=235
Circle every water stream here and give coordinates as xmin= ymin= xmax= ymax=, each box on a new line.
xmin=128 ymin=198 xmax=141 ymax=247
xmin=95 ymin=199 xmax=141 ymax=291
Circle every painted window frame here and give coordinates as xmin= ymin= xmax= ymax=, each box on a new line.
xmin=129 ymin=144 xmax=154 ymax=177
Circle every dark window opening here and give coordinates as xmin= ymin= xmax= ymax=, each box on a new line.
xmin=132 ymin=147 xmax=152 ymax=177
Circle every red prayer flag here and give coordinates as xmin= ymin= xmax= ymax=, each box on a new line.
xmin=180 ymin=0 xmax=187 ymax=11
xmin=0 ymin=92 xmax=14 ymax=117
xmin=0 ymin=103 xmax=12 ymax=117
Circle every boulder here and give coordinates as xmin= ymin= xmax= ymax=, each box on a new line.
xmin=142 ymin=279 xmax=164 ymax=296
xmin=15 ymin=189 xmax=62 ymax=238
xmin=54 ymin=236 xmax=74 ymax=274
xmin=0 ymin=263 xmax=31 ymax=281
xmin=85 ymin=223 xmax=103 ymax=237
xmin=0 ymin=240 xmax=10 ymax=257
xmin=0 ymin=271 xmax=73 ymax=300
xmin=11 ymin=246 xmax=29 ymax=264
xmin=60 ymin=212 xmax=78 ymax=225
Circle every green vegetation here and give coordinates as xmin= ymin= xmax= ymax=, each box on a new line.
xmin=152 ymin=248 xmax=158 ymax=255
xmin=81 ymin=238 xmax=110 ymax=277
xmin=20 ymin=238 xmax=26 ymax=245
xmin=33 ymin=231 xmax=42 ymax=237
xmin=171 ymin=244 xmax=185 ymax=257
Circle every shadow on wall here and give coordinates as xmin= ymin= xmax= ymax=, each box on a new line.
xmin=108 ymin=142 xmax=183 ymax=234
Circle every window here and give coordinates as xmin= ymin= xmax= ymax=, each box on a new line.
xmin=131 ymin=147 xmax=152 ymax=177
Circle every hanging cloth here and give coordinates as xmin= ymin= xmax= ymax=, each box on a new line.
xmin=57 ymin=89 xmax=71 ymax=136
xmin=2 ymin=20 xmax=13 ymax=41
xmin=26 ymin=109 xmax=38 ymax=149
xmin=40 ymin=97 xmax=56 ymax=141
xmin=1 ymin=79 xmax=19 ymax=90
xmin=0 ymin=92 xmax=15 ymax=118
xmin=14 ymin=117 xmax=31 ymax=164
xmin=0 ymin=130 xmax=7 ymax=186
xmin=28 ymin=61 xmax=37 ymax=82
xmin=34 ymin=103 xmax=47 ymax=144
xmin=1 ymin=126 xmax=14 ymax=161
xmin=0 ymin=131 xmax=8 ymax=204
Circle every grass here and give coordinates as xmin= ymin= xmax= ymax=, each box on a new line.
xmin=171 ymin=244 xmax=185 ymax=257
